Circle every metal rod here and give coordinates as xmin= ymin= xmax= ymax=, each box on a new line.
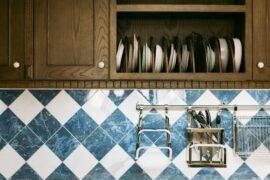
xmin=136 ymin=104 xmax=270 ymax=111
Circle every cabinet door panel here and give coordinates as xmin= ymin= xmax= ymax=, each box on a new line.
xmin=34 ymin=0 xmax=109 ymax=80
xmin=253 ymin=0 xmax=270 ymax=81
xmin=0 ymin=0 xmax=26 ymax=80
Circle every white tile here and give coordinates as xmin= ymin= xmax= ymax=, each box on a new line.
xmin=118 ymin=90 xmax=150 ymax=125
xmin=173 ymin=148 xmax=201 ymax=179
xmin=46 ymin=90 xmax=80 ymax=125
xmin=215 ymin=145 xmax=244 ymax=179
xmin=229 ymin=90 xmax=259 ymax=125
xmin=245 ymin=144 xmax=270 ymax=179
xmin=0 ymin=100 xmax=7 ymax=115
xmin=82 ymin=90 xmax=117 ymax=125
xmin=9 ymin=90 xmax=43 ymax=125
xmin=193 ymin=90 xmax=221 ymax=120
xmin=64 ymin=145 xmax=98 ymax=179
xmin=137 ymin=146 xmax=170 ymax=179
xmin=0 ymin=145 xmax=25 ymax=179
xmin=157 ymin=90 xmax=186 ymax=125
xmin=100 ymin=145 xmax=134 ymax=179
xmin=28 ymin=145 xmax=61 ymax=179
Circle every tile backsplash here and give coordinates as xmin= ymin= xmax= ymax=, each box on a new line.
xmin=0 ymin=89 xmax=269 ymax=180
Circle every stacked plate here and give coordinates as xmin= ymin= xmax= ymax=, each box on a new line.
xmin=116 ymin=33 xmax=243 ymax=73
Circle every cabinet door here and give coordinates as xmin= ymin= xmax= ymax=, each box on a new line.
xmin=0 ymin=0 xmax=31 ymax=80
xmin=34 ymin=0 xmax=109 ymax=80
xmin=253 ymin=0 xmax=270 ymax=81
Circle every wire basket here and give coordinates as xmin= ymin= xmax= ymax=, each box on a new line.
xmin=234 ymin=115 xmax=270 ymax=157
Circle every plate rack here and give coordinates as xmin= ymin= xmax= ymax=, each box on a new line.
xmin=110 ymin=0 xmax=253 ymax=81
xmin=135 ymin=105 xmax=173 ymax=160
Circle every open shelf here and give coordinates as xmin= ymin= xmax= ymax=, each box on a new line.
xmin=110 ymin=0 xmax=252 ymax=81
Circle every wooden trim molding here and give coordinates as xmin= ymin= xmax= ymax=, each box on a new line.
xmin=0 ymin=80 xmax=269 ymax=89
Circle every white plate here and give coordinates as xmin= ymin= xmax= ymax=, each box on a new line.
xmin=181 ymin=44 xmax=189 ymax=72
xmin=233 ymin=38 xmax=242 ymax=72
xmin=172 ymin=48 xmax=177 ymax=72
xmin=209 ymin=45 xmax=215 ymax=72
xmin=116 ymin=39 xmax=124 ymax=72
xmin=169 ymin=44 xmax=174 ymax=72
xmin=142 ymin=44 xmax=146 ymax=72
xmin=146 ymin=44 xmax=152 ymax=72
xmin=132 ymin=34 xmax=139 ymax=72
xmin=219 ymin=38 xmax=229 ymax=72
xmin=128 ymin=44 xmax=133 ymax=72
xmin=155 ymin=45 xmax=163 ymax=72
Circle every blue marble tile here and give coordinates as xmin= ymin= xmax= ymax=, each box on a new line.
xmin=137 ymin=90 xmax=156 ymax=104
xmin=211 ymin=90 xmax=241 ymax=104
xmin=211 ymin=109 xmax=233 ymax=147
xmin=0 ymin=90 xmax=23 ymax=106
xmin=185 ymin=90 xmax=205 ymax=105
xmin=65 ymin=109 xmax=98 ymax=142
xmin=28 ymin=109 xmax=61 ymax=142
xmin=0 ymin=109 xmax=25 ymax=142
xmin=228 ymin=163 xmax=260 ymax=180
xmin=65 ymin=90 xmax=92 ymax=106
xmin=156 ymin=124 xmax=188 ymax=158
xmin=192 ymin=168 xmax=224 ymax=180
xmin=264 ymin=173 xmax=270 ymax=180
xmin=237 ymin=124 xmax=261 ymax=159
xmin=46 ymin=127 xmax=79 ymax=161
xmin=83 ymin=127 xmax=116 ymax=160
xmin=108 ymin=90 xmax=133 ymax=106
xmin=140 ymin=110 xmax=166 ymax=143
xmin=83 ymin=163 xmax=115 ymax=180
xmin=247 ymin=90 xmax=270 ymax=105
xmin=119 ymin=163 xmax=151 ymax=180
xmin=101 ymin=109 xmax=134 ymax=143
xmin=47 ymin=163 xmax=78 ymax=180
xmin=29 ymin=90 xmax=60 ymax=106
xmin=0 ymin=137 xmax=6 ymax=151
xmin=11 ymin=163 xmax=41 ymax=180
xmin=156 ymin=163 xmax=188 ymax=180
xmin=0 ymin=173 xmax=5 ymax=180
xmin=119 ymin=127 xmax=152 ymax=159
xmin=10 ymin=127 xmax=43 ymax=160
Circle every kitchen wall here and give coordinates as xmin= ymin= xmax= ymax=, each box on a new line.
xmin=0 ymin=89 xmax=269 ymax=180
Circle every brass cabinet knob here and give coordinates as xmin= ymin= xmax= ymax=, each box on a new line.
xmin=257 ymin=62 xmax=265 ymax=69
xmin=13 ymin=61 xmax=20 ymax=69
xmin=98 ymin=61 xmax=105 ymax=69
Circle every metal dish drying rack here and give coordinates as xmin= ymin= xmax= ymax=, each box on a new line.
xmin=135 ymin=104 xmax=270 ymax=166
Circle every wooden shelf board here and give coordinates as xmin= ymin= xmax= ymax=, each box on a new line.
xmin=111 ymin=72 xmax=251 ymax=81
xmin=117 ymin=4 xmax=247 ymax=13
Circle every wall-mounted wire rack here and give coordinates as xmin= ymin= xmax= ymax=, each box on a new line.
xmin=136 ymin=104 xmax=270 ymax=165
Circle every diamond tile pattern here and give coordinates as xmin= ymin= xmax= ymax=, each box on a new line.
xmin=9 ymin=90 xmax=44 ymax=125
xmin=46 ymin=127 xmax=79 ymax=161
xmin=64 ymin=109 xmax=98 ymax=142
xmin=10 ymin=127 xmax=43 ymax=160
xmin=0 ymin=89 xmax=268 ymax=180
xmin=28 ymin=109 xmax=61 ymax=142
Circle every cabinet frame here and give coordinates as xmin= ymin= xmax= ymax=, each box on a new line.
xmin=0 ymin=0 xmax=33 ymax=80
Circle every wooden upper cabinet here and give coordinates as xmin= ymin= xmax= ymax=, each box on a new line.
xmin=253 ymin=0 xmax=270 ymax=81
xmin=0 ymin=0 xmax=32 ymax=80
xmin=34 ymin=0 xmax=109 ymax=80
